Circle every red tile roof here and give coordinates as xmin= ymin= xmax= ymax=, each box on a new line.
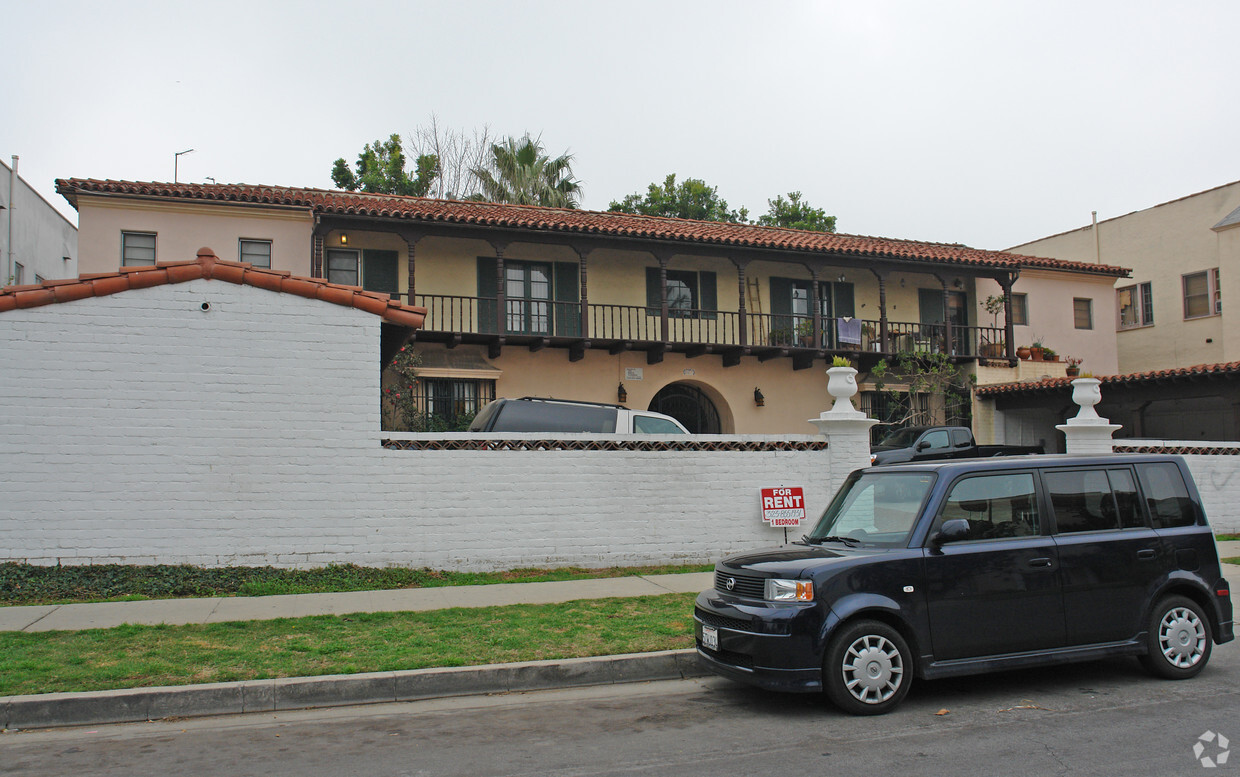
xmin=976 ymin=361 xmax=1240 ymax=396
xmin=56 ymin=178 xmax=1131 ymax=278
xmin=0 ymin=247 xmax=427 ymax=329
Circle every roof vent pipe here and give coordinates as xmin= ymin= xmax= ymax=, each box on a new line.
xmin=1091 ymin=210 xmax=1100 ymax=265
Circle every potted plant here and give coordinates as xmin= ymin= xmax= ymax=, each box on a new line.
xmin=1029 ymin=339 xmax=1045 ymax=361
xmin=1042 ymin=347 xmax=1058 ymax=362
xmin=796 ymin=318 xmax=817 ymax=347
xmin=1065 ymin=356 xmax=1082 ymax=377
xmin=1016 ymin=345 xmax=1032 ymax=360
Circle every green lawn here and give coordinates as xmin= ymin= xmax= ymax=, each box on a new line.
xmin=0 ymin=593 xmax=698 ymax=697
xmin=0 ymin=562 xmax=712 ymax=606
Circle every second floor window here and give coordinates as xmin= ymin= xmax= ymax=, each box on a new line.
xmin=121 ymin=231 xmax=156 ymax=266
xmin=1182 ymin=269 xmax=1220 ymax=319
xmin=1010 ymin=293 xmax=1029 ymax=326
xmin=645 ymin=268 xmax=717 ymax=319
xmin=1117 ymin=282 xmax=1153 ymax=329
xmin=326 ymin=248 xmax=359 ymax=286
xmin=240 ymin=239 xmax=272 ymax=268
xmin=1073 ymin=298 xmax=1093 ymax=329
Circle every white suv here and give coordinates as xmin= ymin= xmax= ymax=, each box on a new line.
xmin=468 ymin=397 xmax=689 ymax=434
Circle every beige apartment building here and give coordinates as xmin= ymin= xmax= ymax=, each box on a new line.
xmin=1010 ymin=180 xmax=1240 ymax=374
xmin=55 ymin=178 xmax=1125 ymax=437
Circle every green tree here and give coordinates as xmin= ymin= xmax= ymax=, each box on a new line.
xmin=756 ymin=191 xmax=836 ymax=232
xmin=469 ymin=134 xmax=581 ymax=208
xmin=608 ymin=174 xmax=749 ymax=223
xmin=331 ymin=133 xmax=437 ymax=197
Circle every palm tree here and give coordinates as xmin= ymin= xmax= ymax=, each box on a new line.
xmin=470 ymin=134 xmax=582 ymax=208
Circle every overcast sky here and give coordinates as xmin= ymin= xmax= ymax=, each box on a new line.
xmin=4 ymin=0 xmax=1237 ymax=250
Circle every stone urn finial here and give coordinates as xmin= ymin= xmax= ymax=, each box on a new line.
xmin=824 ymin=365 xmax=863 ymax=417
xmin=1067 ymin=377 xmax=1105 ymax=425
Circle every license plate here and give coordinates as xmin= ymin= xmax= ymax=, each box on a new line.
xmin=701 ymin=625 xmax=718 ymax=651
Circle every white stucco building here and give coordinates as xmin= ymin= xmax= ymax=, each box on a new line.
xmin=1 ymin=157 xmax=77 ymax=285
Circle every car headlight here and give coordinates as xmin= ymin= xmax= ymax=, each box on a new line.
xmin=764 ymin=578 xmax=814 ymax=602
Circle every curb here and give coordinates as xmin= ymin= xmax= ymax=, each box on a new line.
xmin=1 ymin=649 xmax=709 ymax=731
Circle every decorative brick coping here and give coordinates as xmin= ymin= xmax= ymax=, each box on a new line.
xmin=381 ymin=439 xmax=831 ymax=452
xmin=1115 ymin=445 xmax=1240 ymax=456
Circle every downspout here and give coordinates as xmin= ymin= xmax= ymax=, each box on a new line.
xmin=6 ymin=155 xmax=15 ymax=285
xmin=1092 ymin=210 xmax=1100 ymax=264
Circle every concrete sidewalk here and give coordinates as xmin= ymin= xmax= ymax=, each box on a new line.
xmin=0 ymin=572 xmax=714 ymax=633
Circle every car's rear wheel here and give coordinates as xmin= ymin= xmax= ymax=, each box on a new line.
xmin=823 ymin=619 xmax=911 ymax=715
xmin=1139 ymin=595 xmax=1212 ymax=679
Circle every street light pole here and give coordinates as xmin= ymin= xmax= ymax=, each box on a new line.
xmin=174 ymin=149 xmax=194 ymax=183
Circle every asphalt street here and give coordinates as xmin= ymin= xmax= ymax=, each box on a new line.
xmin=5 ymin=645 xmax=1238 ymax=777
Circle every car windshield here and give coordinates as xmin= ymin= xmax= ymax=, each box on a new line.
xmin=805 ymin=471 xmax=936 ymax=546
xmin=877 ymin=428 xmax=925 ymax=447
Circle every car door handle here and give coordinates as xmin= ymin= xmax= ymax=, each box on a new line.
xmin=1137 ymin=549 xmax=1157 ymax=560
xmin=1028 ymin=557 xmax=1053 ymax=568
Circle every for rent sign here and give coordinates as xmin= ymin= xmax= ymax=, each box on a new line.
xmin=761 ymin=487 xmax=806 ymax=527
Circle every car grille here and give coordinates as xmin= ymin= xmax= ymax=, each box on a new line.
xmin=714 ymin=570 xmax=765 ymax=599
xmin=695 ymin=608 xmax=751 ymax=631
xmin=698 ymin=643 xmax=754 ymax=670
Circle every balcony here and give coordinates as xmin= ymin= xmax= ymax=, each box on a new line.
xmin=404 ymin=294 xmax=1008 ymax=369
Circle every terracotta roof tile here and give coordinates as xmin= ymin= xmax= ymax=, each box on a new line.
xmin=55 ymin=178 xmax=1132 ymax=278
xmin=0 ymin=247 xmax=427 ymax=329
xmin=976 ymin=361 xmax=1240 ymax=396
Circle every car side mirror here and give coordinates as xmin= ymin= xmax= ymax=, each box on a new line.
xmin=915 ymin=440 xmax=931 ymax=451
xmin=929 ymin=518 xmax=971 ymax=548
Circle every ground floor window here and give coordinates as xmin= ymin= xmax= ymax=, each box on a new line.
xmin=386 ymin=378 xmax=495 ymax=432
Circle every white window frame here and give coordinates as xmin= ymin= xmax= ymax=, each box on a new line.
xmin=121 ymin=231 xmax=157 ymax=267
xmin=1117 ymin=282 xmax=1153 ymax=330
xmin=239 ymin=239 xmax=272 ymax=268
xmin=12 ymin=262 xmax=24 ymax=285
xmin=1181 ymin=269 xmax=1220 ymax=320
xmin=1073 ymin=297 xmax=1093 ymax=330
xmin=326 ymin=248 xmax=360 ymax=286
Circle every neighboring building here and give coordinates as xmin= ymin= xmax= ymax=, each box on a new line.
xmin=977 ymin=361 xmax=1240 ymax=449
xmin=1009 ymin=180 xmax=1240 ymax=374
xmin=1 ymin=157 xmax=77 ymax=285
xmin=57 ymin=178 xmax=1128 ymax=435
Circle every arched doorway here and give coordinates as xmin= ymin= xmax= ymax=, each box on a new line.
xmin=649 ymin=383 xmax=721 ymax=434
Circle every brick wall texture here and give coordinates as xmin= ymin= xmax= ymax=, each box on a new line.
xmin=1 ymin=280 xmax=840 ymax=569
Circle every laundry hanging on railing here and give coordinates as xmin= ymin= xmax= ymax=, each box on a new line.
xmin=837 ymin=317 xmax=862 ymax=345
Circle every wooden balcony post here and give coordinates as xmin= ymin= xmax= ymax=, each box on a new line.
xmin=399 ymin=229 xmax=423 ymax=302
xmin=574 ymin=245 xmax=591 ymax=339
xmin=936 ymin=275 xmax=953 ymax=355
xmin=1000 ymin=272 xmax=1018 ymax=360
xmin=491 ymin=240 xmax=508 ymax=336
xmin=733 ymin=257 xmax=749 ymax=347
xmin=876 ymin=271 xmax=890 ymax=353
xmin=811 ymin=275 xmax=823 ymax=348
xmin=655 ymin=251 xmax=671 ymax=343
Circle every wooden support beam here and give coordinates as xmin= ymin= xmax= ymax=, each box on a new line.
xmin=758 ymin=349 xmax=788 ymax=362
xmin=528 ymin=338 xmax=547 ymax=353
xmin=646 ymin=343 xmax=666 ymax=365
xmin=569 ymin=341 xmax=588 ymax=362
xmin=792 ymin=353 xmax=817 ymax=371
xmin=488 ymin=338 xmax=505 ymax=359
xmin=608 ymin=341 xmax=632 ymax=355
xmin=722 ymin=348 xmax=744 ymax=368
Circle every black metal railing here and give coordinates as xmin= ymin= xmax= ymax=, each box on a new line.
xmin=406 ymin=294 xmax=1005 ymax=358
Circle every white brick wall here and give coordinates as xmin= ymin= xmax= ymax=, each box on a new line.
xmin=1 ymin=281 xmax=845 ymax=570
xmin=1117 ymin=440 xmax=1240 ymax=533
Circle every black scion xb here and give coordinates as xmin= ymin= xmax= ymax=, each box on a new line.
xmin=695 ymin=455 xmax=1234 ymax=715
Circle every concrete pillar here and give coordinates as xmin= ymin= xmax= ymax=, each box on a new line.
xmin=808 ymin=366 xmax=879 ymax=493
xmin=1055 ymin=377 xmax=1121 ymax=455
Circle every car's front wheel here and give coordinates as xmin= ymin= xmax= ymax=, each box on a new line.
xmin=1139 ymin=595 xmax=1213 ymax=680
xmin=823 ymin=619 xmax=911 ymax=715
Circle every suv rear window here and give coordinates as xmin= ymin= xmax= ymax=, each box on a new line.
xmin=489 ymin=401 xmax=617 ymax=433
xmin=1136 ymin=462 xmax=1198 ymax=528
xmin=1045 ymin=468 xmax=1145 ymax=533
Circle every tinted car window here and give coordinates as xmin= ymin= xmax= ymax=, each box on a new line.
xmin=487 ymin=401 xmax=617 ymax=433
xmin=809 ymin=472 xmax=935 ymax=546
xmin=922 ymin=430 xmax=950 ymax=450
xmin=1137 ymin=462 xmax=1197 ymax=528
xmin=633 ymin=415 xmax=687 ymax=434
xmin=1046 ymin=469 xmax=1118 ymax=533
xmin=949 ymin=429 xmax=971 ymax=447
xmin=1108 ymin=468 xmax=1146 ymax=529
xmin=934 ymin=473 xmax=1039 ymax=541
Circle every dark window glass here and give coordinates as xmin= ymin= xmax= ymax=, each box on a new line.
xmin=1010 ymin=293 xmax=1029 ymax=326
xmin=1046 ymin=469 xmax=1119 ymax=533
xmin=949 ymin=428 xmax=971 ymax=447
xmin=1107 ymin=468 xmax=1145 ymax=529
xmin=1137 ymin=462 xmax=1197 ymax=528
xmin=934 ymin=473 xmax=1040 ymax=541
xmin=922 ymin=430 xmax=950 ymax=450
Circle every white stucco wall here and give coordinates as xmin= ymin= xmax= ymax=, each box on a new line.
xmin=1 ymin=159 xmax=78 ymax=284
xmin=0 ymin=279 xmax=847 ymax=569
